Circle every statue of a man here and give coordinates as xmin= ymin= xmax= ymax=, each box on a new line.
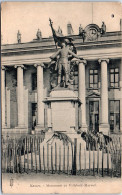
xmin=79 ymin=24 xmax=83 ymax=35
xmin=36 ymin=29 xmax=42 ymax=40
xmin=50 ymin=42 xmax=81 ymax=87
xmin=101 ymin=22 xmax=106 ymax=34
xmin=17 ymin=30 xmax=21 ymax=43
xmin=58 ymin=26 xmax=63 ymax=34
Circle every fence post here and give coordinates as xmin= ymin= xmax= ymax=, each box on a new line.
xmin=72 ymin=138 xmax=77 ymax=175
xmin=39 ymin=139 xmax=41 ymax=172
xmin=43 ymin=146 xmax=45 ymax=174
xmin=47 ymin=144 xmax=49 ymax=173
xmin=115 ymin=144 xmax=118 ymax=177
xmin=5 ymin=146 xmax=7 ymax=173
xmin=102 ymin=147 xmax=104 ymax=177
xmin=55 ymin=143 xmax=57 ymax=173
xmin=93 ymin=143 xmax=95 ymax=176
xmin=67 ymin=145 xmax=69 ymax=175
xmin=107 ymin=140 xmax=109 ymax=176
xmin=79 ymin=143 xmax=81 ymax=175
xmin=9 ymin=145 xmax=11 ymax=173
xmin=84 ymin=148 xmax=86 ymax=176
xmin=19 ymin=147 xmax=22 ymax=173
xmin=63 ymin=144 xmax=65 ymax=173
xmin=34 ymin=137 xmax=37 ymax=173
xmin=15 ymin=143 xmax=17 ymax=173
xmin=97 ymin=144 xmax=99 ymax=175
xmin=89 ymin=143 xmax=91 ymax=175
xmin=51 ymin=145 xmax=53 ymax=174
xmin=59 ymin=146 xmax=61 ymax=174
xmin=71 ymin=143 xmax=74 ymax=175
xmin=23 ymin=140 xmax=25 ymax=172
xmin=7 ymin=145 xmax=9 ymax=173
xmin=17 ymin=148 xmax=19 ymax=173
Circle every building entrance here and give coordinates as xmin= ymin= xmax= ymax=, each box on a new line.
xmin=89 ymin=101 xmax=99 ymax=133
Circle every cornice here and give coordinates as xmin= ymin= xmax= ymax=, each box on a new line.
xmin=1 ymin=35 xmax=122 ymax=57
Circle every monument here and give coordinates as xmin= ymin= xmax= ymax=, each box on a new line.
xmin=43 ymin=19 xmax=86 ymax=147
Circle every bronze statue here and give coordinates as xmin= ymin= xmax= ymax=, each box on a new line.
xmin=50 ymin=41 xmax=81 ymax=87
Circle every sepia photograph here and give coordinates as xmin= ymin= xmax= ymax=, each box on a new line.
xmin=1 ymin=2 xmax=122 ymax=194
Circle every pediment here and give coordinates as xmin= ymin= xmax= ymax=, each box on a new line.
xmin=86 ymin=90 xmax=100 ymax=98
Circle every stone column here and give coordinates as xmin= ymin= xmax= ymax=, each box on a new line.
xmin=98 ymin=59 xmax=109 ymax=135
xmin=34 ymin=63 xmax=44 ymax=131
xmin=75 ymin=102 xmax=78 ymax=131
xmin=120 ymin=60 xmax=122 ymax=132
xmin=78 ymin=60 xmax=87 ymax=131
xmin=1 ymin=66 xmax=6 ymax=128
xmin=15 ymin=65 xmax=25 ymax=127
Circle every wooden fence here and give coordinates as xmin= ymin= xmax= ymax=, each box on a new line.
xmin=1 ymin=135 xmax=121 ymax=177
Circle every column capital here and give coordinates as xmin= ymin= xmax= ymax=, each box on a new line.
xmin=98 ymin=58 xmax=109 ymax=64
xmin=77 ymin=59 xmax=87 ymax=65
xmin=34 ymin=63 xmax=44 ymax=68
xmin=14 ymin=64 xmax=25 ymax=69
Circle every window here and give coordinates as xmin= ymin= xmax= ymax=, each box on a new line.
xmin=89 ymin=69 xmax=98 ymax=89
xmin=89 ymin=101 xmax=99 ymax=133
xmin=110 ymin=100 xmax=120 ymax=133
xmin=32 ymin=73 xmax=37 ymax=90
xmin=110 ymin=68 xmax=119 ymax=88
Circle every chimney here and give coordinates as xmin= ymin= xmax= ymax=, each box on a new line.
xmin=120 ymin=19 xmax=122 ymax=31
xmin=67 ymin=22 xmax=74 ymax=35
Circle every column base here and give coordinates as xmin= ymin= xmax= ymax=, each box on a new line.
xmin=120 ymin=81 xmax=122 ymax=88
xmin=35 ymin=124 xmax=45 ymax=134
xmin=48 ymin=127 xmax=53 ymax=132
xmin=2 ymin=125 xmax=9 ymax=129
xmin=15 ymin=126 xmax=28 ymax=134
xmin=15 ymin=125 xmax=26 ymax=129
xmin=81 ymin=124 xmax=88 ymax=132
xmin=99 ymin=124 xmax=110 ymax=135
xmin=120 ymin=126 xmax=122 ymax=133
xmin=2 ymin=127 xmax=28 ymax=139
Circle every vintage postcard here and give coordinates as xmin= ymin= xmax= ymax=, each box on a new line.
xmin=1 ymin=2 xmax=122 ymax=194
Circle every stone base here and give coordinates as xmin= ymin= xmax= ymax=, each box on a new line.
xmin=35 ymin=124 xmax=45 ymax=134
xmin=81 ymin=124 xmax=88 ymax=132
xmin=31 ymin=130 xmax=35 ymax=135
xmin=2 ymin=127 xmax=28 ymax=139
xmin=99 ymin=124 xmax=110 ymax=135
xmin=15 ymin=124 xmax=27 ymax=128
xmin=2 ymin=125 xmax=10 ymax=130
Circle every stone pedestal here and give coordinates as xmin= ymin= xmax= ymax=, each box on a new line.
xmin=44 ymin=88 xmax=86 ymax=147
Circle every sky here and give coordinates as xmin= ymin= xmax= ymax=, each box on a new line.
xmin=1 ymin=2 xmax=122 ymax=44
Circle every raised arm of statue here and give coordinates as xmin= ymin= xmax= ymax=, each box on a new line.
xmin=68 ymin=50 xmax=81 ymax=59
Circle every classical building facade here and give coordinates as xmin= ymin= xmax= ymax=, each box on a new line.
xmin=1 ymin=21 xmax=122 ymax=137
